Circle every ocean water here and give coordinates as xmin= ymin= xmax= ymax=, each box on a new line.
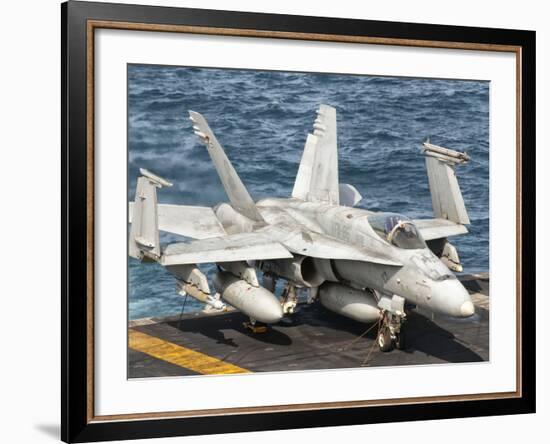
xmin=128 ymin=65 xmax=489 ymax=320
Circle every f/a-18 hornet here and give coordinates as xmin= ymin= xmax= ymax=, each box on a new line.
xmin=129 ymin=104 xmax=474 ymax=352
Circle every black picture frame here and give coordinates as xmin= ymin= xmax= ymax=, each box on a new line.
xmin=62 ymin=1 xmax=536 ymax=442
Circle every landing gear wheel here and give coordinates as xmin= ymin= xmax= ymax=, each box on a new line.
xmin=395 ymin=327 xmax=406 ymax=350
xmin=378 ymin=326 xmax=393 ymax=352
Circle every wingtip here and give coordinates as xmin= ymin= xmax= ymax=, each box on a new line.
xmin=139 ymin=168 xmax=173 ymax=188
xmin=187 ymin=111 xmax=211 ymax=143
xmin=317 ymin=103 xmax=336 ymax=114
xmin=189 ymin=110 xmax=207 ymax=123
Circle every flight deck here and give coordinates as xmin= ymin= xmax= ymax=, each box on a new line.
xmin=128 ymin=273 xmax=489 ymax=378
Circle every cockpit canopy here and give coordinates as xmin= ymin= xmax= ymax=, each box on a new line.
xmin=368 ymin=213 xmax=426 ymax=250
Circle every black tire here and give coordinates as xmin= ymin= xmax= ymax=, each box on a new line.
xmin=395 ymin=327 xmax=406 ymax=350
xmin=378 ymin=327 xmax=393 ymax=352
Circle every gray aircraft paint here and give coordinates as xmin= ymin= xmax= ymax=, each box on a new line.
xmin=129 ymin=104 xmax=475 ymax=341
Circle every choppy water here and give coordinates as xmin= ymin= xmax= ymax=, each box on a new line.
xmin=128 ymin=64 xmax=489 ymax=320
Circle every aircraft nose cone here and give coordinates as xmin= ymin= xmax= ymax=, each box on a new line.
xmin=460 ymin=300 xmax=475 ymax=317
xmin=428 ymin=278 xmax=473 ymax=317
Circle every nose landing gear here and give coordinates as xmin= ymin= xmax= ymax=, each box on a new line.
xmin=377 ymin=321 xmax=393 ymax=352
xmin=377 ymin=311 xmax=407 ymax=352
xmin=376 ymin=294 xmax=407 ymax=352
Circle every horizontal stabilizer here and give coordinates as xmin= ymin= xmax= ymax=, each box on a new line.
xmin=129 ymin=203 xmax=226 ymax=240
xmin=161 ymin=233 xmax=293 ymax=266
xmin=414 ymin=218 xmax=469 ymax=241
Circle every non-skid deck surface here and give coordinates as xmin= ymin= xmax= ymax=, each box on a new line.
xmin=128 ymin=273 xmax=489 ymax=378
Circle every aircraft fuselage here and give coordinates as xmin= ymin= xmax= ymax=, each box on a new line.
xmin=214 ymin=197 xmax=474 ymax=318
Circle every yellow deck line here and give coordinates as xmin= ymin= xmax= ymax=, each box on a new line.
xmin=129 ymin=329 xmax=250 ymax=375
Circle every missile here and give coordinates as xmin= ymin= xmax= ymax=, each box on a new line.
xmin=319 ymin=283 xmax=380 ymax=323
xmin=213 ymin=271 xmax=283 ymax=324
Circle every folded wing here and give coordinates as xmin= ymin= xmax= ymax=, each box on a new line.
xmin=189 ymin=110 xmax=265 ymax=222
xmin=414 ymin=218 xmax=468 ymax=241
xmin=129 ymin=202 xmax=226 ymax=240
xmin=161 ymin=232 xmax=293 ymax=266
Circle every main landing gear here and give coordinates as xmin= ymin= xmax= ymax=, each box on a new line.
xmin=281 ymin=282 xmax=298 ymax=314
xmin=263 ymin=272 xmax=300 ymax=315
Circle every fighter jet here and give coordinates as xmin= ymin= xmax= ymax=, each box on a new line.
xmin=129 ymin=104 xmax=474 ymax=352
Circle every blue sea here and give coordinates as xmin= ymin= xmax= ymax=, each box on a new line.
xmin=128 ymin=65 xmax=489 ymax=320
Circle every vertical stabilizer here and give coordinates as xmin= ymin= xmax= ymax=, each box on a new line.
xmin=292 ymin=133 xmax=318 ymax=200
xmin=292 ymin=104 xmax=339 ymax=204
xmin=189 ymin=111 xmax=264 ymax=222
xmin=423 ymin=142 xmax=470 ymax=225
